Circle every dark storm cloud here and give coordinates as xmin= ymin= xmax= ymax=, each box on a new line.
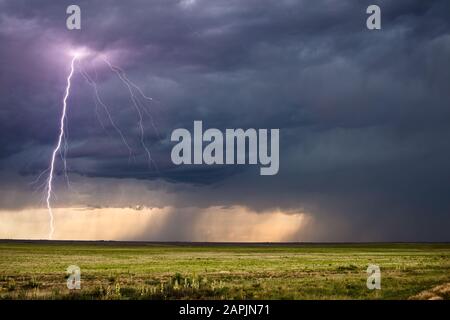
xmin=1 ymin=0 xmax=450 ymax=240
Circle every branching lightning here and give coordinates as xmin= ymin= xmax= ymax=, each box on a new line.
xmin=102 ymin=57 xmax=158 ymax=169
xmin=79 ymin=66 xmax=135 ymax=162
xmin=40 ymin=48 xmax=159 ymax=239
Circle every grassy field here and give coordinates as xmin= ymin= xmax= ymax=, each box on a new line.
xmin=0 ymin=241 xmax=449 ymax=300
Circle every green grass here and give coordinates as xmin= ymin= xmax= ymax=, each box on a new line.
xmin=0 ymin=242 xmax=449 ymax=299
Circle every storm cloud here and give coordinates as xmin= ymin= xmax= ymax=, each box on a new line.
xmin=0 ymin=0 xmax=450 ymax=241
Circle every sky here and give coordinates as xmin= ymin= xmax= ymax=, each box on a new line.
xmin=0 ymin=0 xmax=450 ymax=241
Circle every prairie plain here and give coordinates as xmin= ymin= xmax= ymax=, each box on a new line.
xmin=0 ymin=241 xmax=449 ymax=300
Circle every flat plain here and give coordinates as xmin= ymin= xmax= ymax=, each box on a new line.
xmin=0 ymin=241 xmax=449 ymax=299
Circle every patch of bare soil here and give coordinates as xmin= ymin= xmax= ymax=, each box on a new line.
xmin=409 ymin=283 xmax=450 ymax=300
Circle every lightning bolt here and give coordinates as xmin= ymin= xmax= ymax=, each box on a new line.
xmin=39 ymin=50 xmax=159 ymax=239
xmin=101 ymin=57 xmax=159 ymax=170
xmin=78 ymin=66 xmax=135 ymax=162
xmin=45 ymin=55 xmax=77 ymax=239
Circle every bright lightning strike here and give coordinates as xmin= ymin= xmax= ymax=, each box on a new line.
xmin=45 ymin=54 xmax=78 ymax=239
xmin=40 ymin=48 xmax=159 ymax=239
